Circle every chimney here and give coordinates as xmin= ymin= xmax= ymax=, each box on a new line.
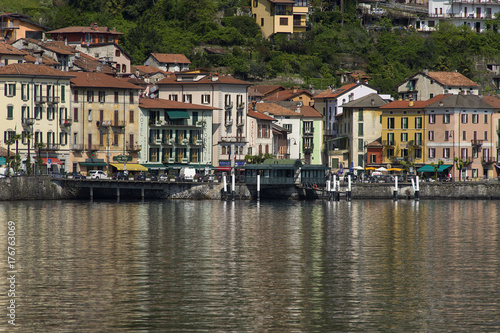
xmin=371 ymin=99 xmax=375 ymax=106
xmin=293 ymin=86 xmax=297 ymax=93
xmin=409 ymin=100 xmax=414 ymax=107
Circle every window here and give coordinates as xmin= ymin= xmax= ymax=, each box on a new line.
xmin=387 ymin=149 xmax=394 ymax=157
xmin=428 ymin=131 xmax=434 ymax=141
xmin=472 ymin=169 xmax=478 ymax=179
xmin=443 ymin=114 xmax=450 ymax=124
xmin=370 ymin=154 xmax=377 ymax=163
xmin=444 ymin=130 xmax=450 ymax=141
xmin=114 ymin=91 xmax=119 ymax=103
xmin=87 ymin=90 xmax=94 ymax=102
xmin=183 ymin=94 xmax=192 ymax=103
xmin=462 ymin=131 xmax=466 ymax=140
xmin=74 ymin=90 xmax=78 ymax=103
xmin=415 ymin=132 xmax=422 ymax=145
xmin=358 ymin=139 xmax=364 ymax=150
xmin=280 ymin=17 xmax=288 ymax=25
xmin=7 ymin=105 xmax=13 ymax=119
xmin=115 ymin=49 xmax=120 ymax=57
xmin=443 ymin=148 xmax=450 ymax=159
xmin=284 ymin=124 xmax=292 ymax=132
xmin=22 ymin=105 xmax=29 ymax=120
xmin=484 ymin=131 xmax=488 ymax=140
xmin=202 ymin=94 xmax=210 ymax=104
xmin=415 ymin=117 xmax=422 ymax=129
xmin=414 ymin=149 xmax=422 ymax=159
xmin=429 ymin=114 xmax=435 ymax=124
xmin=99 ymin=91 xmax=105 ymax=103
xmin=113 ymin=133 xmax=119 ymax=146
xmin=473 ymin=131 xmax=477 ymax=140
xmin=74 ymin=108 xmax=79 ymax=122
xmin=169 ymin=94 xmax=178 ymax=101
xmin=484 ymin=114 xmax=488 ymax=124
xmin=358 ymin=109 xmax=363 ymax=121
xmin=47 ymin=107 xmax=55 ymax=120
xmin=4 ymin=83 xmax=16 ymax=97
xmin=60 ymin=132 xmax=68 ymax=145
xmin=129 ymin=91 xmax=134 ymax=103
xmin=225 ymin=94 xmax=232 ymax=107
xmin=388 ymin=117 xmax=395 ymax=129
xmin=88 ymin=109 xmax=92 ymax=122
xmin=429 ymin=148 xmax=435 ymax=159
xmin=21 ymin=84 xmax=29 ymax=101
xmin=261 ymin=18 xmax=264 ymax=26
xmin=122 ymin=64 xmax=127 ymax=73
xmin=461 ymin=148 xmax=468 ymax=159
xmin=401 ymin=132 xmax=408 ymax=142
xmin=387 ymin=133 xmax=394 ymax=145
xmin=461 ymin=113 xmax=468 ymax=123
xmin=129 ymin=110 xmax=134 ymax=123
xmin=358 ymin=123 xmax=363 ymax=136
xmin=35 ymin=106 xmax=42 ymax=120
xmin=472 ymin=114 xmax=478 ymax=123
xmin=401 ymin=117 xmax=408 ymax=129
xmin=253 ymin=0 xmax=258 ymax=7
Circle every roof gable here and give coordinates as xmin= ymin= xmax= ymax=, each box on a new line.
xmin=151 ymin=53 xmax=191 ymax=64
xmin=70 ymin=72 xmax=141 ymax=89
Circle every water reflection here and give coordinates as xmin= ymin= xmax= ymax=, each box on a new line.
xmin=0 ymin=200 xmax=498 ymax=331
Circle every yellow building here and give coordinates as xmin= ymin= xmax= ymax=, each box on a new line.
xmin=70 ymin=72 xmax=142 ymax=175
xmin=379 ymin=100 xmax=428 ymax=166
xmin=252 ymin=0 xmax=309 ymax=39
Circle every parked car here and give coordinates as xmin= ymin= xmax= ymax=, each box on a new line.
xmin=149 ymin=174 xmax=158 ymax=181
xmin=382 ymin=175 xmax=394 ymax=183
xmin=49 ymin=171 xmax=65 ymax=179
xmin=71 ymin=171 xmax=86 ymax=179
xmin=368 ymin=175 xmax=383 ymax=183
xmin=112 ymin=172 xmax=128 ymax=180
xmin=159 ymin=174 xmax=170 ymax=181
xmin=89 ymin=170 xmax=107 ymax=180
xmin=134 ymin=172 xmax=146 ymax=181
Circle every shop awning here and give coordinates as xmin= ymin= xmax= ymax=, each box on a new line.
xmin=110 ymin=163 xmax=148 ymax=171
xmin=42 ymin=157 xmax=63 ymax=165
xmin=143 ymin=163 xmax=167 ymax=170
xmin=167 ymin=110 xmax=190 ymax=119
xmin=0 ymin=157 xmax=6 ymax=165
xmin=437 ymin=164 xmax=452 ymax=172
xmin=80 ymin=161 xmax=108 ymax=167
xmin=416 ymin=165 xmax=435 ymax=172
xmin=216 ymin=167 xmax=231 ymax=172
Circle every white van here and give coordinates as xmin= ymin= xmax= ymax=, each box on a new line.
xmin=179 ymin=167 xmax=196 ymax=182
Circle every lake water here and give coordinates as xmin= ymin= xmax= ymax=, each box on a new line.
xmin=0 ymin=199 xmax=499 ymax=332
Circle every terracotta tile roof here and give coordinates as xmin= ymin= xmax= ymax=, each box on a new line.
xmin=48 ymin=26 xmax=123 ymax=35
xmin=248 ymin=110 xmax=276 ymax=121
xmin=366 ymin=138 xmax=382 ymax=147
xmin=380 ymin=94 xmax=449 ymax=109
xmin=0 ymin=63 xmax=74 ymax=77
xmin=425 ymin=71 xmax=479 ymax=87
xmin=151 ymin=53 xmax=191 ymax=64
xmin=312 ymin=83 xmax=357 ymax=99
xmin=24 ymin=54 xmax=60 ymax=66
xmin=70 ymin=72 xmax=141 ymax=89
xmin=0 ymin=42 xmax=27 ymax=55
xmin=482 ymin=95 xmax=500 ymax=108
xmin=250 ymin=85 xmax=286 ymax=96
xmin=426 ymin=94 xmax=493 ymax=109
xmin=264 ymin=89 xmax=313 ymax=102
xmin=139 ymin=97 xmax=218 ymax=110
xmin=294 ymin=105 xmax=322 ymax=118
xmin=133 ymin=65 xmax=170 ymax=76
xmin=341 ymin=93 xmax=388 ymax=108
xmin=157 ymin=73 xmax=251 ymax=86
xmin=72 ymin=53 xmax=115 ymax=74
xmin=254 ymin=102 xmax=300 ymax=117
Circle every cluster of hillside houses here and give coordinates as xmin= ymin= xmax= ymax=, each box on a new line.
xmin=1 ymin=13 xmax=500 ymax=181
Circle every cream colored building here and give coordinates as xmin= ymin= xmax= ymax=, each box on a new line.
xmin=157 ymin=70 xmax=250 ymax=170
xmin=0 ymin=63 xmax=74 ymax=173
xmin=70 ymin=72 xmax=142 ymax=174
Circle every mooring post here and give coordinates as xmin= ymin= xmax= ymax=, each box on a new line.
xmin=415 ymin=176 xmax=420 ymax=201
xmin=232 ymin=173 xmax=235 ymax=201
xmin=90 ymin=186 xmax=93 ymax=201
xmin=257 ymin=174 xmax=261 ymax=200
xmin=332 ymin=175 xmax=337 ymax=201
xmin=223 ymin=175 xmax=227 ymax=201
xmin=346 ymin=175 xmax=352 ymax=201
xmin=117 ymin=187 xmax=120 ymax=202
xmin=326 ymin=180 xmax=331 ymax=201
xmin=141 ymin=187 xmax=145 ymax=201
xmin=393 ymin=175 xmax=398 ymax=201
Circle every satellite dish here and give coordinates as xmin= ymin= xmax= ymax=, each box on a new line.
xmin=150 ymin=86 xmax=158 ymax=93
xmin=150 ymin=93 xmax=155 ymax=99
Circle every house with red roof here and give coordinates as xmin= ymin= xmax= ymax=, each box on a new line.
xmin=263 ymin=86 xmax=313 ymax=106
xmin=247 ymin=107 xmax=277 ymax=159
xmin=156 ymin=70 xmax=251 ymax=170
xmin=397 ymin=70 xmax=480 ymax=101
xmin=144 ymin=53 xmax=191 ymax=73
xmin=70 ymin=72 xmax=142 ymax=175
xmin=0 ymin=12 xmax=49 ymax=42
xmin=0 ymin=41 xmax=27 ymax=65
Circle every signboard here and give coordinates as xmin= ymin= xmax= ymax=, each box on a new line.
xmin=113 ymin=154 xmax=132 ymax=163
xmin=47 ymin=158 xmax=51 ymax=167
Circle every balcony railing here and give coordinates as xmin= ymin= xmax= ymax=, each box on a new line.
xmin=47 ymin=96 xmax=60 ymax=104
xmin=0 ymin=23 xmax=20 ymax=29
xmin=22 ymin=118 xmax=34 ymax=126
xmin=97 ymin=120 xmax=111 ymax=127
xmin=409 ymin=140 xmax=423 ymax=147
xmin=60 ymin=118 xmax=72 ymax=127
xmin=225 ymin=120 xmax=233 ymax=127
xmin=482 ymin=156 xmax=496 ymax=163
xmin=383 ymin=140 xmax=395 ymax=146
xmin=181 ymin=158 xmax=189 ymax=164
xmin=303 ymin=144 xmax=314 ymax=151
xmin=126 ymin=143 xmax=141 ymax=152
xmin=40 ymin=144 xmax=60 ymax=151
xmin=112 ymin=120 xmax=126 ymax=127
xmin=72 ymin=144 xmax=84 ymax=151
xmin=236 ymin=103 xmax=245 ymax=110
xmin=86 ymin=144 xmax=100 ymax=151
xmin=303 ymin=128 xmax=314 ymax=135
xmin=471 ymin=139 xmax=484 ymax=146
xmin=35 ymin=96 xmax=47 ymax=104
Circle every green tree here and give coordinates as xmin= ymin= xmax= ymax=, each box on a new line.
xmin=454 ymin=157 xmax=470 ymax=181
xmin=430 ymin=160 xmax=444 ymax=180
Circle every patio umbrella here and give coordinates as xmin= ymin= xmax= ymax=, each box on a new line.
xmin=353 ymin=166 xmax=364 ymax=170
xmin=376 ymin=167 xmax=388 ymax=172
xmin=388 ymin=168 xmax=403 ymax=172
xmin=365 ymin=167 xmax=376 ymax=170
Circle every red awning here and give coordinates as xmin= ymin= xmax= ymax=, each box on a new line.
xmin=41 ymin=157 xmax=63 ymax=165
xmin=216 ymin=167 xmax=231 ymax=172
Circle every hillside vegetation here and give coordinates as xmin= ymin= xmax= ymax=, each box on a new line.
xmin=6 ymin=0 xmax=500 ymax=96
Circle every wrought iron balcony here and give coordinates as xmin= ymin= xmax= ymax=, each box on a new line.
xmin=471 ymin=139 xmax=484 ymax=146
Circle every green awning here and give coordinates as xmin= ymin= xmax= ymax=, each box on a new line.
xmin=167 ymin=110 xmax=189 ymax=119
xmin=416 ymin=165 xmax=435 ymax=172
xmin=437 ymin=164 xmax=452 ymax=172
xmin=80 ymin=162 xmax=108 ymax=167
xmin=143 ymin=163 xmax=167 ymax=170
xmin=0 ymin=157 xmax=6 ymax=165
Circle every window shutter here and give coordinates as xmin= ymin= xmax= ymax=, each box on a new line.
xmin=13 ymin=84 xmax=15 ymax=96
xmin=4 ymin=84 xmax=7 ymax=96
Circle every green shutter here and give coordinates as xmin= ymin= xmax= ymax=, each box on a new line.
xmin=4 ymin=84 xmax=7 ymax=96
xmin=12 ymin=84 xmax=15 ymax=96
xmin=61 ymin=86 xmax=65 ymax=102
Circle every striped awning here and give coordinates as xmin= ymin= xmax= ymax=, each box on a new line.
xmin=110 ymin=163 xmax=148 ymax=171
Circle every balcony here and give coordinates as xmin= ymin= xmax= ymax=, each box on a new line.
xmin=60 ymin=118 xmax=72 ymax=127
xmin=35 ymin=96 xmax=47 ymax=104
xmin=236 ymin=120 xmax=244 ymax=127
xmin=72 ymin=144 xmax=84 ymax=151
xmin=482 ymin=156 xmax=496 ymax=164
xmin=166 ymin=158 xmax=175 ymax=163
xmin=22 ymin=118 xmax=34 ymax=126
xmin=409 ymin=140 xmax=423 ymax=147
xmin=125 ymin=143 xmax=141 ymax=152
xmin=303 ymin=144 xmax=314 ymax=151
xmin=177 ymin=138 xmax=189 ymax=145
xmin=225 ymin=120 xmax=233 ymax=127
xmin=47 ymin=96 xmax=60 ymax=104
xmin=193 ymin=139 xmax=202 ymax=146
xmin=303 ymin=128 xmax=314 ymax=136
xmin=383 ymin=140 xmax=395 ymax=146
xmin=236 ymin=102 xmax=245 ymax=110
xmin=181 ymin=158 xmax=189 ymax=164
xmin=86 ymin=144 xmax=100 ymax=151
xmin=471 ymin=139 xmax=484 ymax=146
xmin=0 ymin=22 xmax=20 ymax=30
xmin=97 ymin=120 xmax=111 ymax=127
xmin=111 ymin=120 xmax=126 ymax=127
xmin=150 ymin=121 xmax=164 ymax=127
xmin=225 ymin=102 xmax=233 ymax=109
xmin=149 ymin=137 xmax=161 ymax=145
